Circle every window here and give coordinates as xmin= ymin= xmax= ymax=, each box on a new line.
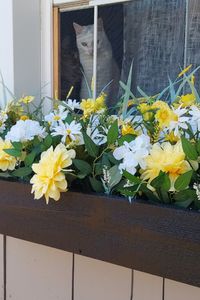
xmin=53 ymin=0 xmax=200 ymax=105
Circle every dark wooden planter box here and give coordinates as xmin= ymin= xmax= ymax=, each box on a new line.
xmin=0 ymin=180 xmax=199 ymax=287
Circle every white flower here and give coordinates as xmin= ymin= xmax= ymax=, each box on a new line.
xmin=45 ymin=105 xmax=68 ymax=128
xmin=189 ymin=105 xmax=200 ymax=133
xmin=65 ymin=99 xmax=80 ymax=111
xmin=6 ymin=120 xmax=46 ymax=142
xmin=113 ymin=134 xmax=151 ymax=175
xmin=0 ymin=111 xmax=8 ymax=133
xmin=51 ymin=120 xmax=83 ymax=145
xmin=169 ymin=106 xmax=189 ymax=136
xmin=194 ymin=183 xmax=200 ymax=201
xmin=87 ymin=126 xmax=107 ymax=145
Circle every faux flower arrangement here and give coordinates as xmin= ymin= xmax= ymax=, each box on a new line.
xmin=0 ymin=64 xmax=200 ymax=210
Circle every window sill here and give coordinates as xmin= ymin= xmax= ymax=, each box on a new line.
xmin=0 ymin=180 xmax=199 ymax=287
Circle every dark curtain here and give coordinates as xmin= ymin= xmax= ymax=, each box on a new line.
xmin=121 ymin=0 xmax=186 ymax=96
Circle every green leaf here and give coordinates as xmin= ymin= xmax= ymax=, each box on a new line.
xmin=89 ymin=177 xmax=104 ymax=193
xmin=151 ymin=172 xmax=170 ymax=191
xmin=159 ymin=189 xmax=170 ymax=204
xmin=174 ymin=170 xmax=193 ymax=191
xmin=118 ymin=134 xmax=135 ymax=146
xmin=162 ymin=174 xmax=171 ymax=191
xmin=151 ymin=171 xmax=171 ymax=191
xmin=43 ymin=135 xmax=53 ymax=149
xmin=197 ymin=140 xmax=200 ymax=155
xmin=4 ymin=149 xmax=21 ymax=157
xmin=174 ymin=189 xmax=196 ymax=208
xmin=108 ymin=165 xmax=122 ymax=189
xmin=121 ymin=61 xmax=133 ymax=120
xmin=106 ymin=152 xmax=119 ymax=165
xmin=73 ymin=159 xmax=92 ymax=175
xmin=181 ymin=136 xmax=198 ymax=160
xmin=12 ymin=167 xmax=33 ymax=177
xmin=174 ymin=189 xmax=196 ymax=202
xmin=82 ymin=132 xmax=99 ymax=158
xmin=94 ymin=163 xmax=102 ymax=176
xmin=11 ymin=142 xmax=23 ymax=151
xmin=107 ymin=120 xmax=119 ymax=145
xmin=123 ymin=170 xmax=141 ymax=184
xmin=118 ymin=185 xmax=139 ymax=197
xmin=0 ymin=172 xmax=11 ymax=178
xmin=102 ymin=154 xmax=111 ymax=168
xmin=24 ymin=151 xmax=36 ymax=166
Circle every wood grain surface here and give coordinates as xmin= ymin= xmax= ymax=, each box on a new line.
xmin=0 ymin=180 xmax=199 ymax=287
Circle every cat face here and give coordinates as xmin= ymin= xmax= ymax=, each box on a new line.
xmin=73 ymin=19 xmax=105 ymax=57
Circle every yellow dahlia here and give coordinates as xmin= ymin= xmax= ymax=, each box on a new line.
xmin=30 ymin=144 xmax=75 ymax=204
xmin=141 ymin=141 xmax=191 ymax=190
xmin=121 ymin=124 xmax=136 ymax=136
xmin=179 ymin=94 xmax=196 ymax=107
xmin=80 ymin=93 xmax=106 ymax=118
xmin=0 ymin=138 xmax=17 ymax=171
xmin=138 ymin=103 xmax=153 ymax=121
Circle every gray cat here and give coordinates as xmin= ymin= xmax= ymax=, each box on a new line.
xmin=73 ymin=19 xmax=119 ymax=105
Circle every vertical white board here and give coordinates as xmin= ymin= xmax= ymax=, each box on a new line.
xmin=165 ymin=279 xmax=200 ymax=300
xmin=133 ymin=270 xmax=163 ymax=300
xmin=6 ymin=237 xmax=72 ymax=300
xmin=74 ymin=254 xmax=132 ymax=300
xmin=0 ymin=235 xmax=4 ymax=300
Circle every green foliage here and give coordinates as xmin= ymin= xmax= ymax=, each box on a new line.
xmin=181 ymin=137 xmax=198 ymax=160
xmin=174 ymin=170 xmax=193 ymax=191
xmin=73 ymin=159 xmax=92 ymax=177
xmin=4 ymin=149 xmax=21 ymax=158
xmin=82 ymin=132 xmax=99 ymax=158
xmin=24 ymin=151 xmax=37 ymax=167
xmin=174 ymin=189 xmax=197 ymax=208
xmin=89 ymin=177 xmax=104 ymax=193
xmin=151 ymin=172 xmax=170 ymax=191
xmin=107 ymin=120 xmax=118 ymax=145
xmin=12 ymin=167 xmax=33 ymax=178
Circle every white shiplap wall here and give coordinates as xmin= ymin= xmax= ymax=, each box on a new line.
xmin=0 ymin=236 xmax=199 ymax=300
xmin=0 ymin=1 xmax=200 ymax=299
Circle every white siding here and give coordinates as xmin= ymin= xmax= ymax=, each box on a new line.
xmin=6 ymin=237 xmax=72 ymax=300
xmin=165 ymin=279 xmax=200 ymax=300
xmin=74 ymin=254 xmax=132 ymax=300
xmin=133 ymin=270 xmax=163 ymax=300
xmin=0 ymin=235 xmax=4 ymax=300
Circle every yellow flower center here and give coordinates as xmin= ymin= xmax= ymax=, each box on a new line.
xmin=20 ymin=115 xmax=29 ymax=121
xmin=53 ymin=115 xmax=61 ymax=121
xmin=66 ymin=129 xmax=71 ymax=135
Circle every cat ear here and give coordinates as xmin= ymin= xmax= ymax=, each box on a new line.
xmin=73 ymin=22 xmax=83 ymax=35
xmin=98 ymin=18 xmax=104 ymax=31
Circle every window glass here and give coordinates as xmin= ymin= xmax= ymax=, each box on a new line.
xmin=60 ymin=8 xmax=94 ymax=100
xmin=60 ymin=0 xmax=188 ymax=104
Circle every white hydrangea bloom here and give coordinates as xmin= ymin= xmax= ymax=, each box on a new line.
xmin=113 ymin=134 xmax=151 ymax=175
xmin=51 ymin=120 xmax=83 ymax=145
xmin=6 ymin=120 xmax=46 ymax=142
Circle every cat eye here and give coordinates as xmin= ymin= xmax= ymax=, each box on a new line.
xmin=81 ymin=42 xmax=87 ymax=47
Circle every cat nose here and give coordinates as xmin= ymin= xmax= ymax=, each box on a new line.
xmin=88 ymin=49 xmax=93 ymax=56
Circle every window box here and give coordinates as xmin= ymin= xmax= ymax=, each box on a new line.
xmin=0 ymin=180 xmax=199 ymax=287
